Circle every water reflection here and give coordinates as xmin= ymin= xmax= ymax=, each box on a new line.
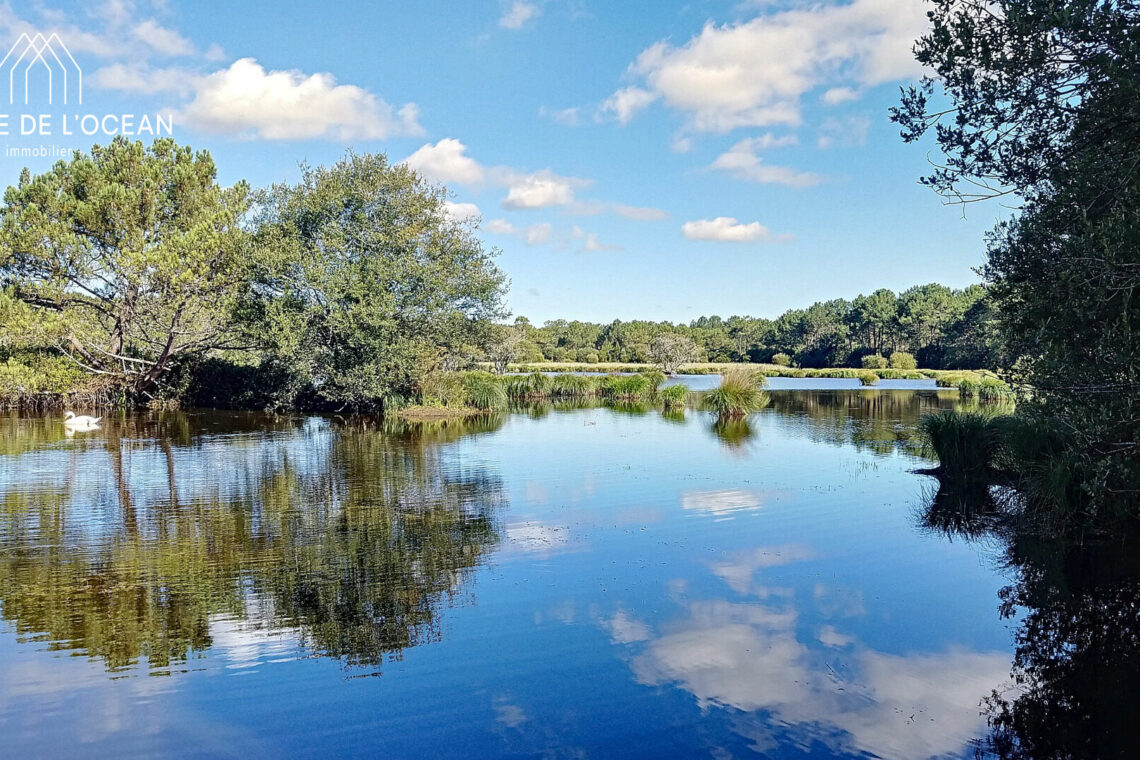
xmin=588 ymin=539 xmax=1011 ymax=760
xmin=917 ymin=488 xmax=1140 ymax=758
xmin=0 ymin=412 xmax=504 ymax=673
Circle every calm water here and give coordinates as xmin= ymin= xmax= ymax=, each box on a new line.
xmin=0 ymin=389 xmax=1135 ymax=758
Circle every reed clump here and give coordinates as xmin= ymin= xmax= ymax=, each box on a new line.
xmin=701 ymin=367 xmax=769 ymax=418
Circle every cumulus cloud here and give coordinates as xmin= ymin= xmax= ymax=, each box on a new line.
xmin=681 ymin=217 xmax=790 ymax=243
xmin=503 ymin=171 xmax=579 ymax=209
xmin=599 ymin=86 xmax=659 ymax=124
xmin=609 ymin=0 xmax=928 ymax=132
xmin=178 ymin=58 xmax=423 ymax=140
xmin=822 ymin=86 xmax=860 ymax=105
xmin=442 ymin=201 xmax=481 ymax=222
xmin=402 ymin=139 xmax=590 ymax=210
xmin=405 ymin=139 xmax=487 ymax=185
xmin=499 ymin=1 xmax=540 ymax=29
xmin=710 ymin=137 xmax=824 ymax=186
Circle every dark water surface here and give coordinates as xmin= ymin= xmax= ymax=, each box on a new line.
xmin=0 ymin=390 xmax=1134 ymax=758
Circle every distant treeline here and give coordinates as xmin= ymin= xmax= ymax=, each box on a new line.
xmin=508 ymin=284 xmax=1000 ymax=370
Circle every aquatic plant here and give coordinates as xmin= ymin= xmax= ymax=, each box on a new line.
xmin=550 ymin=373 xmax=595 ymax=397
xmin=463 ymin=373 xmax=509 ymax=410
xmin=701 ymin=367 xmax=768 ymax=417
xmin=658 ymin=383 xmax=688 ymax=408
xmin=919 ymin=410 xmax=1002 ymax=481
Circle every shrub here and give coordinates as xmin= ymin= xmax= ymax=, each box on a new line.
xmin=584 ymin=352 xmax=600 ymax=364
xmin=861 ymin=354 xmax=889 ymax=369
xmin=889 ymin=351 xmax=918 ymax=370
xmin=771 ymin=353 xmax=792 ymax=367
xmin=857 ymin=371 xmax=880 ymax=386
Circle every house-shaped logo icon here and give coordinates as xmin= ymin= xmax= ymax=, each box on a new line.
xmin=0 ymin=32 xmax=82 ymax=106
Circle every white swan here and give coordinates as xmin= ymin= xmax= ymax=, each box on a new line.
xmin=63 ymin=411 xmax=102 ymax=428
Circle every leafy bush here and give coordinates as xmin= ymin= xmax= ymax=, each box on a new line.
xmin=889 ymin=351 xmax=918 ymax=370
xmin=861 ymin=354 xmax=889 ymax=369
xmin=771 ymin=353 xmax=792 ymax=366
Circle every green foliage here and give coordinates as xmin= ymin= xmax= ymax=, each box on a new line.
xmin=252 ymin=151 xmax=507 ymax=411
xmin=462 ymin=373 xmax=508 ymax=411
xmin=889 ymin=351 xmax=918 ymax=370
xmin=896 ymin=0 xmax=1140 ymax=516
xmin=0 ymin=138 xmax=254 ymax=396
xmin=658 ymin=383 xmax=688 ymax=408
xmin=770 ymin=352 xmax=792 ymax=366
xmin=600 ymin=374 xmax=651 ymax=401
xmin=701 ymin=367 xmax=769 ymax=417
xmin=919 ymin=411 xmax=1003 ymax=483
xmin=861 ymin=354 xmax=889 ymax=369
xmin=550 ymin=373 xmax=595 ymax=397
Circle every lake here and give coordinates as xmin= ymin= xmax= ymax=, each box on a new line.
xmin=0 ymin=387 xmax=1134 ymax=758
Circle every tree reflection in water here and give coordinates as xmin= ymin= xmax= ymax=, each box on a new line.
xmin=0 ymin=411 xmax=506 ymax=673
xmin=917 ymin=489 xmax=1140 ymax=758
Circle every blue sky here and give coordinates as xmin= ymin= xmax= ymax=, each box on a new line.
xmin=0 ymin=0 xmax=1002 ymax=323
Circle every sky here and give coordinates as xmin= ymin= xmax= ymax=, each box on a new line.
xmin=0 ymin=0 xmax=1005 ymax=324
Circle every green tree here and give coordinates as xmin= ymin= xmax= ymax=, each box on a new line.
xmin=0 ymin=138 xmax=253 ymax=396
xmin=254 ymin=152 xmax=507 ymax=408
xmin=895 ymin=0 xmax=1140 ymax=514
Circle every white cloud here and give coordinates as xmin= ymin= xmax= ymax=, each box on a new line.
xmin=485 ymin=219 xmax=555 ymax=246
xmin=90 ymin=63 xmax=199 ymax=95
xmin=132 ymin=19 xmax=194 ymax=56
xmin=404 ymin=139 xmax=487 ymax=185
xmin=499 ymin=1 xmax=540 ymax=29
xmin=539 ymin=105 xmax=583 ymax=126
xmin=503 ymin=171 xmax=578 ymax=209
xmin=610 ymin=0 xmax=928 ymax=132
xmin=565 ymin=200 xmax=668 ymax=220
xmin=817 ymin=114 xmax=872 ymax=148
xmin=706 ymin=137 xmax=825 ymax=184
xmin=599 ymin=86 xmax=659 ymax=125
xmin=486 ymin=219 xmax=518 ymax=236
xmin=442 ymin=201 xmax=481 ymax=222
xmin=612 ymin=203 xmax=669 ymax=221
xmin=822 ymin=86 xmax=860 ymax=105
xmin=401 ymin=139 xmax=589 ymax=209
xmin=681 ymin=217 xmax=789 ymax=243
xmin=710 ymin=138 xmax=824 ymax=186
xmin=179 ymin=58 xmax=423 ymax=140
xmin=524 ymin=222 xmax=553 ymax=244
xmin=582 ymin=232 xmax=621 ymax=252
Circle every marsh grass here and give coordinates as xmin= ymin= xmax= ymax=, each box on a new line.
xmin=463 ymin=373 xmax=509 ymax=410
xmin=550 ymin=373 xmax=595 ymax=397
xmin=701 ymin=367 xmax=769 ymax=417
xmin=919 ymin=410 xmax=1002 ymax=482
xmin=659 ymin=384 xmax=688 ymax=408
